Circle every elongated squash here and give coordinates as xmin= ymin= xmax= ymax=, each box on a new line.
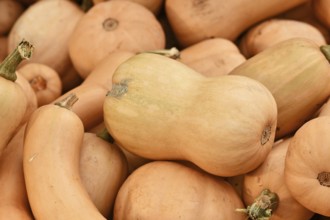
xmin=230 ymin=38 xmax=330 ymax=140
xmin=103 ymin=53 xmax=277 ymax=177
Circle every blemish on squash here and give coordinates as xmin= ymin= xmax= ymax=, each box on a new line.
xmin=107 ymin=80 xmax=129 ymax=98
xmin=28 ymin=153 xmax=38 ymax=162
xmin=317 ymin=172 xmax=330 ymax=187
xmin=103 ymin=18 xmax=119 ymax=31
xmin=261 ymin=125 xmax=272 ymax=145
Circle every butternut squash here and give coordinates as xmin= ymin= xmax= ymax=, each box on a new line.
xmin=239 ymin=18 xmax=327 ymax=58
xmin=229 ymin=38 xmax=330 ymax=140
xmin=8 ymin=0 xmax=84 ymax=76
xmin=113 ymin=160 xmax=246 ymax=219
xmin=0 ymin=40 xmax=32 ymax=156
xmin=103 ymin=52 xmax=277 ymax=177
xmin=23 ymin=94 xmax=106 ymax=219
xmin=239 ymin=138 xmax=314 ymax=220
xmin=165 ymin=0 xmax=307 ymax=47
xmin=285 ymin=116 xmax=330 ymax=216
xmin=80 ymin=131 xmax=128 ymax=218
xmin=68 ymin=0 xmax=165 ymax=78
xmin=18 ymin=63 xmax=62 ymax=106
xmin=0 ymin=124 xmax=34 ymax=220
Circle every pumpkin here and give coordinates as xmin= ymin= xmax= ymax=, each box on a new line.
xmin=285 ymin=116 xmax=330 ymax=217
xmin=179 ymin=38 xmax=246 ymax=76
xmin=229 ymin=38 xmax=330 ymax=140
xmin=8 ymin=0 xmax=84 ymax=77
xmin=312 ymin=0 xmax=330 ymax=29
xmin=103 ymin=52 xmax=277 ymax=177
xmin=0 ymin=40 xmax=32 ymax=157
xmin=239 ymin=18 xmax=327 ymax=58
xmin=23 ymin=94 xmax=106 ymax=220
xmin=113 ymin=160 xmax=246 ymax=220
xmin=68 ymin=0 xmax=165 ymax=78
xmin=240 ymin=138 xmax=314 ymax=220
xmin=165 ymin=0 xmax=307 ymax=47
xmin=18 ymin=63 xmax=62 ymax=106
xmin=80 ymin=131 xmax=128 ymax=218
xmin=53 ymin=50 xmax=134 ymax=131
xmin=0 ymin=0 xmax=24 ymax=35
xmin=0 ymin=124 xmax=34 ymax=220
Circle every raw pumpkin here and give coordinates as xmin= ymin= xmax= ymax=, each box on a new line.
xmin=240 ymin=137 xmax=314 ymax=220
xmin=103 ymin=52 xmax=277 ymax=177
xmin=68 ymin=0 xmax=165 ymax=78
xmin=285 ymin=116 xmax=330 ymax=217
xmin=113 ymin=160 xmax=246 ymax=220
xmin=239 ymin=18 xmax=327 ymax=58
xmin=165 ymin=0 xmax=307 ymax=47
xmin=229 ymin=38 xmax=330 ymax=140
xmin=23 ymin=94 xmax=106 ymax=220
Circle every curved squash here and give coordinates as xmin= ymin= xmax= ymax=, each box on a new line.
xmin=103 ymin=53 xmax=277 ymax=177
xmin=230 ymin=38 xmax=330 ymax=140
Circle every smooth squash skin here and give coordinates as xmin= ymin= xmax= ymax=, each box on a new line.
xmin=240 ymin=138 xmax=314 ymax=220
xmin=103 ymin=53 xmax=278 ymax=177
xmin=113 ymin=160 xmax=246 ymax=220
xmin=165 ymin=0 xmax=307 ymax=47
xmin=23 ymin=94 xmax=106 ymax=220
xmin=80 ymin=132 xmax=128 ymax=218
xmin=284 ymin=116 xmax=330 ymax=217
xmin=230 ymin=38 xmax=330 ymax=140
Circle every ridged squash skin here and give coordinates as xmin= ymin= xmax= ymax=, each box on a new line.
xmin=230 ymin=38 xmax=330 ymax=140
xmin=103 ymin=53 xmax=277 ymax=177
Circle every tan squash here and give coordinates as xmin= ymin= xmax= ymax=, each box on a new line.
xmin=80 ymin=131 xmax=128 ymax=218
xmin=0 ymin=0 xmax=24 ymax=35
xmin=285 ymin=116 xmax=330 ymax=217
xmin=18 ymin=63 xmax=62 ymax=106
xmin=103 ymin=53 xmax=277 ymax=177
xmin=0 ymin=40 xmax=32 ymax=156
xmin=92 ymin=0 xmax=164 ymax=15
xmin=0 ymin=124 xmax=33 ymax=220
xmin=8 ymin=0 xmax=84 ymax=76
xmin=239 ymin=18 xmax=327 ymax=58
xmin=23 ymin=94 xmax=106 ymax=220
xmin=178 ymin=38 xmax=246 ymax=76
xmin=239 ymin=138 xmax=314 ymax=220
xmin=165 ymin=0 xmax=307 ymax=47
xmin=229 ymin=38 xmax=330 ymax=140
xmin=68 ymin=0 xmax=165 ymax=78
xmin=53 ymin=50 xmax=134 ymax=131
xmin=113 ymin=160 xmax=246 ymax=220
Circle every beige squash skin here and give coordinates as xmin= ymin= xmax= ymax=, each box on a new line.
xmin=239 ymin=19 xmax=327 ymax=58
xmin=165 ymin=0 xmax=307 ymax=47
xmin=69 ymin=0 xmax=165 ymax=78
xmin=23 ymin=98 xmax=106 ymax=220
xmin=230 ymin=38 xmax=330 ymax=140
xmin=285 ymin=116 xmax=330 ymax=217
xmin=113 ymin=161 xmax=246 ymax=220
xmin=179 ymin=38 xmax=246 ymax=77
xmin=242 ymin=138 xmax=314 ymax=220
xmin=103 ymin=53 xmax=277 ymax=177
xmin=80 ymin=132 xmax=128 ymax=218
xmin=8 ymin=0 xmax=84 ymax=76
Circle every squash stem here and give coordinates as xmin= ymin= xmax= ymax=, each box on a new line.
xmin=0 ymin=39 xmax=34 ymax=82
xmin=54 ymin=93 xmax=78 ymax=110
xmin=140 ymin=47 xmax=181 ymax=59
xmin=96 ymin=128 xmax=114 ymax=143
xmin=320 ymin=45 xmax=330 ymax=62
xmin=236 ymin=189 xmax=279 ymax=220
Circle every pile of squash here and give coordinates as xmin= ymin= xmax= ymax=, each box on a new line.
xmin=1 ymin=0 xmax=330 ymax=219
